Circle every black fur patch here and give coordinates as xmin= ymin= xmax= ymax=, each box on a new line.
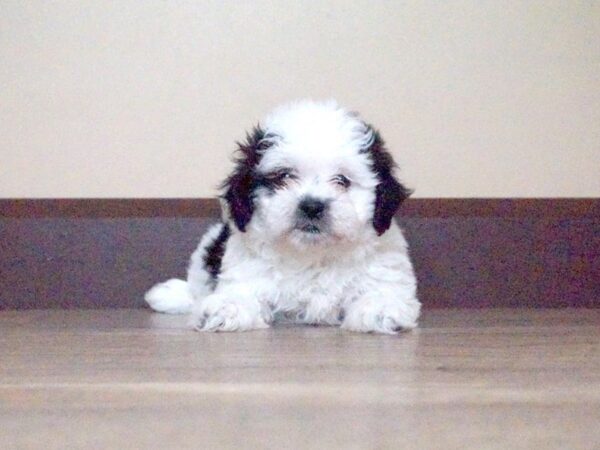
xmin=362 ymin=128 xmax=413 ymax=235
xmin=203 ymin=223 xmax=231 ymax=281
xmin=220 ymin=126 xmax=272 ymax=231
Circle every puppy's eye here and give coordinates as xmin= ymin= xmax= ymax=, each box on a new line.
xmin=265 ymin=169 xmax=294 ymax=187
xmin=332 ymin=174 xmax=351 ymax=189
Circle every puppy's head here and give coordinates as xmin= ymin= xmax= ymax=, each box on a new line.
xmin=221 ymin=100 xmax=411 ymax=249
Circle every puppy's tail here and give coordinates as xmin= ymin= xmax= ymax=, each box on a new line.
xmin=144 ymin=278 xmax=194 ymax=314
xmin=145 ymin=222 xmax=228 ymax=315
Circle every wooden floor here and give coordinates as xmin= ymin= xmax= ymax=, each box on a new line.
xmin=1 ymin=309 xmax=599 ymax=450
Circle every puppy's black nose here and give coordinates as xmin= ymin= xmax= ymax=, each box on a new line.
xmin=298 ymin=197 xmax=326 ymax=220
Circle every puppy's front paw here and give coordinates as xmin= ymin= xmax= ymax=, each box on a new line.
xmin=191 ymin=295 xmax=269 ymax=332
xmin=341 ymin=298 xmax=420 ymax=335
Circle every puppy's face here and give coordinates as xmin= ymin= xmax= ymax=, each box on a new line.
xmin=221 ymin=101 xmax=411 ymax=250
xmin=252 ymin=133 xmax=378 ymax=248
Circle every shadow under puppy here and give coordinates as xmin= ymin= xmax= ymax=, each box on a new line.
xmin=145 ymin=100 xmax=420 ymax=334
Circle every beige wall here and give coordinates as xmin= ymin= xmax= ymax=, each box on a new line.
xmin=1 ymin=1 xmax=598 ymax=198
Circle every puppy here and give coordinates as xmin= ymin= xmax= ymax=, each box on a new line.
xmin=145 ymin=100 xmax=420 ymax=334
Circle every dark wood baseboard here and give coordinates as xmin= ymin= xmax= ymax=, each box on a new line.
xmin=1 ymin=198 xmax=598 ymax=218
xmin=1 ymin=198 xmax=598 ymax=309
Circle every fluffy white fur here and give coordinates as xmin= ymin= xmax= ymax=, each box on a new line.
xmin=145 ymin=100 xmax=420 ymax=334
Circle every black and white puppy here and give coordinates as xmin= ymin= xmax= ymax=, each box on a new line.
xmin=145 ymin=100 xmax=420 ymax=334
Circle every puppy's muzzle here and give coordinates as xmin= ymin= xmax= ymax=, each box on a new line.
xmin=298 ymin=197 xmax=327 ymax=220
xmin=296 ymin=197 xmax=329 ymax=234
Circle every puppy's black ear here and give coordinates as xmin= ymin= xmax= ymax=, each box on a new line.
xmin=362 ymin=128 xmax=413 ymax=236
xmin=220 ymin=126 xmax=266 ymax=232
